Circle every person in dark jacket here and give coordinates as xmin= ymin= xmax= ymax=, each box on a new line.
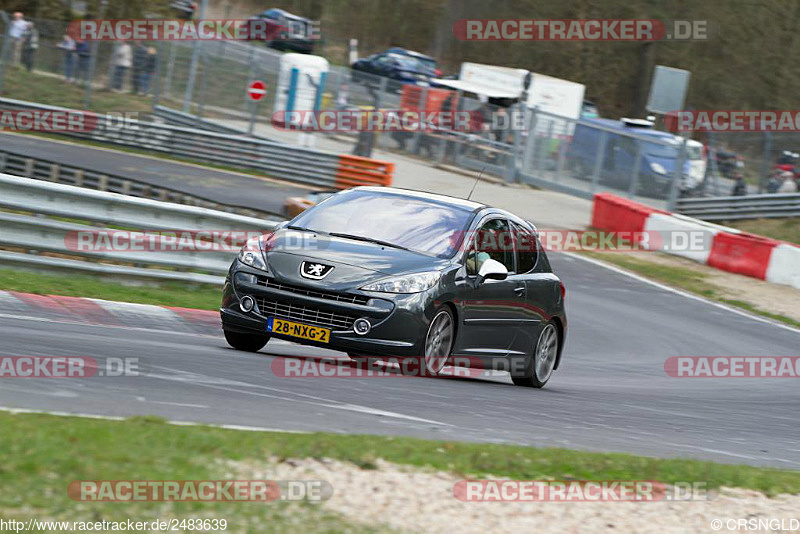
xmin=140 ymin=47 xmax=158 ymax=95
xmin=131 ymin=41 xmax=148 ymax=94
xmin=74 ymin=39 xmax=91 ymax=85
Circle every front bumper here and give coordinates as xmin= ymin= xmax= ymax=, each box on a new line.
xmin=220 ymin=263 xmax=436 ymax=357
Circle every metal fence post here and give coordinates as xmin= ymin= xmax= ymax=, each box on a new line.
xmin=667 ymin=137 xmax=688 ymax=211
xmin=760 ymin=131 xmax=772 ymax=194
xmin=163 ymin=41 xmax=176 ymax=100
xmin=627 ymin=142 xmax=644 ymax=198
xmin=83 ymin=40 xmax=100 ymax=108
xmin=411 ymin=86 xmax=428 ymax=155
xmin=590 ymin=131 xmax=608 ymax=195
xmin=242 ymin=43 xmax=256 ymax=114
xmin=183 ymin=0 xmax=208 ymax=112
xmin=196 ymin=49 xmax=209 ymax=122
xmin=0 ymin=12 xmax=11 ymax=94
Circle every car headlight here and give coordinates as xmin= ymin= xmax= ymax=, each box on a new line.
xmin=237 ymin=237 xmax=269 ymax=271
xmin=650 ymin=162 xmax=667 ymax=175
xmin=361 ymin=271 xmax=441 ymax=294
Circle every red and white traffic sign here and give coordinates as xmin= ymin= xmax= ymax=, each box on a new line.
xmin=247 ymin=81 xmax=267 ymax=101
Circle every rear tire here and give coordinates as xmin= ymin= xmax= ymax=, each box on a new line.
xmin=224 ymin=330 xmax=270 ymax=352
xmin=511 ymin=322 xmax=558 ymax=388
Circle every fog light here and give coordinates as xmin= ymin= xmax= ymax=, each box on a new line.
xmin=353 ymin=318 xmax=371 ymax=336
xmin=240 ymin=295 xmax=254 ymax=313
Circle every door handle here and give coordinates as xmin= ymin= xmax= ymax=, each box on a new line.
xmin=513 ymin=286 xmax=526 ymax=297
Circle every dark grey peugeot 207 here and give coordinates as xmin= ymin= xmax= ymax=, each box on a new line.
xmin=220 ymin=187 xmax=567 ymax=388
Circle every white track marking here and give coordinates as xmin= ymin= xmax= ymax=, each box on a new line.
xmin=563 ymin=252 xmax=800 ymax=335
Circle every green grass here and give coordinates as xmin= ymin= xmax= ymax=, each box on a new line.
xmin=723 ymin=218 xmax=800 ymax=245
xmin=1 ymin=68 xmax=153 ymax=115
xmin=0 ymin=267 xmax=221 ymax=310
xmin=0 ymin=413 xmax=384 ymax=532
xmin=581 ymin=252 xmax=800 ymax=329
xmin=1 ymin=411 xmax=799 ymax=532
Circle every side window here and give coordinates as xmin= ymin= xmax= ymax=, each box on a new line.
xmin=466 ymin=219 xmax=515 ymax=275
xmin=513 ymin=223 xmax=538 ymax=274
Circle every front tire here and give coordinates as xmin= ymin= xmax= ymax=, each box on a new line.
xmin=423 ymin=307 xmax=455 ymax=376
xmin=224 ymin=330 xmax=270 ymax=352
xmin=512 ymin=322 xmax=558 ymax=388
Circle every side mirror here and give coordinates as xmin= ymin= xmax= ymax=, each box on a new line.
xmin=475 ymin=258 xmax=508 ymax=287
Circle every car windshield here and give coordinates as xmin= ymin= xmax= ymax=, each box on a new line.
xmin=392 ymin=54 xmax=436 ymax=74
xmin=289 ymin=190 xmax=475 ymax=258
xmin=642 ymin=140 xmax=679 ymax=159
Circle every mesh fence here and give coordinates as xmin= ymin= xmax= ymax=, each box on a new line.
xmin=3 ymin=15 xmax=798 ymax=206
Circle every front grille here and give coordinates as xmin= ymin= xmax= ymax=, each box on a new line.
xmin=254 ymin=297 xmax=357 ymax=331
xmin=256 ymin=276 xmax=370 ymax=306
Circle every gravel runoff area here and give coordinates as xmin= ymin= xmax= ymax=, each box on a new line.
xmin=231 ymin=458 xmax=800 ymax=534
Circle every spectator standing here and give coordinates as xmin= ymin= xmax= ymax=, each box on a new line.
xmin=75 ymin=39 xmax=91 ymax=85
xmin=131 ymin=41 xmax=147 ymax=94
xmin=57 ymin=34 xmax=76 ymax=83
xmin=20 ymin=22 xmax=39 ymax=72
xmin=731 ymin=173 xmax=747 ymax=196
xmin=8 ymin=12 xmax=27 ymax=68
xmin=140 ymin=47 xmax=158 ymax=95
xmin=111 ymin=41 xmax=132 ymax=92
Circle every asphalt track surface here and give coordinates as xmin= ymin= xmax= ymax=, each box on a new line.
xmin=0 ymin=133 xmax=307 ymax=215
xmin=1 ymin=253 xmax=798 ymax=469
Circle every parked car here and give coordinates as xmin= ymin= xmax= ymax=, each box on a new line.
xmin=245 ymin=8 xmax=314 ymax=53
xmin=567 ymin=118 xmax=702 ymax=196
xmin=351 ymin=48 xmax=438 ymax=87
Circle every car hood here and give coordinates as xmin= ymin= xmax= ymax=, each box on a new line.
xmin=264 ymin=230 xmax=450 ymax=288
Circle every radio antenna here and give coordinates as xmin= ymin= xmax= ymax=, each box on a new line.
xmin=467 ymin=167 xmax=485 ymax=202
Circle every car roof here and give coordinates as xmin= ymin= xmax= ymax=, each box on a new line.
xmin=385 ymin=47 xmax=435 ymax=61
xmin=580 ymin=118 xmax=678 ymax=141
xmin=350 ymin=186 xmax=485 ymax=211
xmin=262 ymin=8 xmax=310 ymax=22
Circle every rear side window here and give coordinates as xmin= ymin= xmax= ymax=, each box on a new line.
xmin=513 ymin=223 xmax=538 ymax=273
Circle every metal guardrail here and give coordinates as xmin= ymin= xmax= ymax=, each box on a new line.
xmin=0 ymin=97 xmax=394 ymax=189
xmin=0 ymin=150 xmax=275 ymax=219
xmin=675 ymin=193 xmax=800 ymax=220
xmin=151 ymin=105 xmax=257 ymax=137
xmin=0 ymin=173 xmax=279 ymax=284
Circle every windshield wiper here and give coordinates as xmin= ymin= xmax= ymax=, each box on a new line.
xmin=287 ymin=225 xmax=327 ymax=234
xmin=328 ymin=232 xmax=410 ymax=251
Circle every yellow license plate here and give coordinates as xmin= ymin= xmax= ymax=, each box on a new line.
xmin=268 ymin=317 xmax=330 ymax=343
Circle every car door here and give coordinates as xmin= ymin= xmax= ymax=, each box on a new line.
xmin=512 ymin=223 xmax=550 ymax=353
xmin=453 ymin=218 xmax=529 ymax=364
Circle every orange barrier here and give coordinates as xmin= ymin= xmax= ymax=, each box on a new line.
xmin=335 ymin=155 xmax=394 ymax=189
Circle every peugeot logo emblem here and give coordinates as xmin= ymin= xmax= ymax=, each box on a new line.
xmin=300 ymin=261 xmax=334 ymax=280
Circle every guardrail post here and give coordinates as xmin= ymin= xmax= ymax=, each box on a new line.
xmin=97 ymin=174 xmax=109 ymax=191
xmin=0 ymin=152 xmax=6 ymax=173
xmin=74 ymin=169 xmax=84 ymax=187
xmin=50 ymin=164 xmax=60 ymax=183
xmin=24 ymin=158 xmax=34 ymax=177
